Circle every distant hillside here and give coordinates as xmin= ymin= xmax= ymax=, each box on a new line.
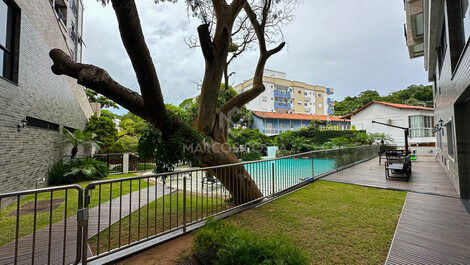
xmin=334 ymin=84 xmax=433 ymax=116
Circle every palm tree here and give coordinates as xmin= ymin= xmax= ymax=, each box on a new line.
xmin=62 ymin=129 xmax=99 ymax=159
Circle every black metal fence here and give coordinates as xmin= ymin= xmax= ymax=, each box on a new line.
xmin=0 ymin=145 xmax=379 ymax=265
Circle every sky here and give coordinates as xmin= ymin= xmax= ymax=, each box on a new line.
xmin=82 ymin=0 xmax=429 ymax=116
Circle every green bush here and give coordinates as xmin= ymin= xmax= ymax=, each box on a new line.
xmin=193 ymin=219 xmax=309 ymax=265
xmin=240 ymin=151 xmax=262 ymax=161
xmin=48 ymin=158 xmax=109 ymax=185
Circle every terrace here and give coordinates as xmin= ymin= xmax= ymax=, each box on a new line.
xmin=0 ymin=146 xmax=468 ymax=264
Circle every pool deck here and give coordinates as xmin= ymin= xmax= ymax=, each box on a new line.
xmin=323 ymin=156 xmax=458 ymax=197
xmin=324 ymin=156 xmax=470 ymax=265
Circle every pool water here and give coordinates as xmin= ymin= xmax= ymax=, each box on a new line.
xmin=244 ymin=158 xmax=336 ymax=194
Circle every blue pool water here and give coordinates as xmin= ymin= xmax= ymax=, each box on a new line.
xmin=244 ymin=158 xmax=336 ymax=194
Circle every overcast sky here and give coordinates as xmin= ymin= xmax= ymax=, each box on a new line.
xmin=82 ymin=0 xmax=429 ymax=115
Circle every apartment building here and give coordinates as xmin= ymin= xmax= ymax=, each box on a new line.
xmin=234 ymin=70 xmax=334 ymax=115
xmin=404 ymin=0 xmax=470 ymax=198
xmin=0 ymin=0 xmax=92 ymax=193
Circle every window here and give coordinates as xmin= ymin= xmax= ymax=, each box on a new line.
xmin=64 ymin=126 xmax=77 ymax=133
xmin=304 ymin=92 xmax=307 ymax=95
xmin=446 ymin=120 xmax=455 ymax=157
xmin=54 ymin=0 xmax=67 ymax=26
xmin=414 ymin=12 xmax=424 ymax=37
xmin=297 ymin=100 xmax=302 ymax=105
xmin=437 ymin=20 xmax=447 ymax=73
xmin=26 ymin=116 xmax=59 ymax=131
xmin=0 ymin=0 xmax=19 ymax=82
xmin=298 ymin=90 xmax=302 ymax=94
xmin=463 ymin=0 xmax=470 ymax=42
xmin=318 ymin=93 xmax=322 ymax=97
xmin=409 ymin=115 xmax=434 ymax=138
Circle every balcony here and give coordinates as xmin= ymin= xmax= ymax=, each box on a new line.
xmin=274 ymin=102 xmax=291 ymax=109
xmin=274 ymin=89 xmax=291 ymax=98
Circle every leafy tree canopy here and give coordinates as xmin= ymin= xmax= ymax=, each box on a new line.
xmin=85 ymin=115 xmax=118 ymax=152
xmin=86 ymin=89 xmax=120 ymax=109
xmin=334 ymin=85 xmax=432 ymax=116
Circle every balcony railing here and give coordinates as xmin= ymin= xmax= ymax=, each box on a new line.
xmin=273 ymin=90 xmax=291 ymax=98
xmin=274 ymin=102 xmax=291 ymax=109
xmin=0 ymin=146 xmax=379 ymax=265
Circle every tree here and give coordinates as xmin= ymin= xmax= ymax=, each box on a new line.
xmin=86 ymin=89 xmax=120 ymax=109
xmin=49 ymin=0 xmax=294 ymax=204
xmin=61 ymin=128 xmax=99 ymax=159
xmin=334 ymin=85 xmax=433 ymax=116
xmin=85 ymin=115 xmax=118 ymax=152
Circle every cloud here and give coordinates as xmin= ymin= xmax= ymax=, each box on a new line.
xmin=82 ymin=0 xmax=429 ymax=115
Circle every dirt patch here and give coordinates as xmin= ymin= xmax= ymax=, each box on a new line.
xmin=117 ymin=233 xmax=194 ymax=265
xmin=8 ymin=198 xmax=64 ymax=216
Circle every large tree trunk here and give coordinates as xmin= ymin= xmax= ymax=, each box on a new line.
xmin=201 ymin=147 xmax=263 ymax=204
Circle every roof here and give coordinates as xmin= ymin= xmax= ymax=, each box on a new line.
xmin=253 ymin=111 xmax=350 ymax=122
xmin=341 ymin=101 xmax=434 ymax=118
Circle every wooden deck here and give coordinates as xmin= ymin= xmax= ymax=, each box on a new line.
xmin=325 ymin=156 xmax=470 ymax=264
xmin=386 ymin=193 xmax=470 ymax=265
xmin=323 ymin=156 xmax=458 ymax=197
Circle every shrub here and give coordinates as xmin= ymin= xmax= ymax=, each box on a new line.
xmin=48 ymin=158 xmax=109 ymax=185
xmin=193 ymin=219 xmax=309 ymax=265
xmin=240 ymin=151 xmax=262 ymax=161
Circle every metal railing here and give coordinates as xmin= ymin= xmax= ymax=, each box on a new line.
xmin=0 ymin=145 xmax=379 ymax=265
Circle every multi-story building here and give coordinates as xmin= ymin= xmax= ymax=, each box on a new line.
xmin=0 ymin=0 xmax=92 ymax=193
xmin=252 ymin=111 xmax=350 ymax=136
xmin=234 ymin=70 xmax=334 ymax=115
xmin=404 ymin=0 xmax=470 ymax=198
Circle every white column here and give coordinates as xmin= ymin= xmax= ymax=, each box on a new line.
xmin=123 ymin=153 xmax=130 ymax=174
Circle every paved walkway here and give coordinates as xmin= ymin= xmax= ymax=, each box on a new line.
xmin=0 ymin=181 xmax=174 ymax=265
xmin=324 ymin=156 xmax=470 ymax=264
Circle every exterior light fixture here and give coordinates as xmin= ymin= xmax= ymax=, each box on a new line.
xmin=17 ymin=118 xmax=27 ymax=132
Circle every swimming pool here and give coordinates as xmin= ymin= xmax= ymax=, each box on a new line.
xmin=244 ymin=158 xmax=336 ymax=195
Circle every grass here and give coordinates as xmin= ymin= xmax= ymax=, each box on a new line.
xmin=88 ymin=192 xmax=227 ymax=255
xmin=225 ymin=181 xmax=406 ymax=264
xmin=0 ymin=173 xmax=151 ymax=246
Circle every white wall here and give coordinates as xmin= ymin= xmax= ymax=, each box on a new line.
xmin=351 ymin=103 xmax=435 ymax=146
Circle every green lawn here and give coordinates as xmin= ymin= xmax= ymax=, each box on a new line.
xmin=0 ymin=173 xmax=151 ymax=246
xmin=88 ymin=192 xmax=226 ymax=255
xmin=227 ymin=181 xmax=406 ymax=264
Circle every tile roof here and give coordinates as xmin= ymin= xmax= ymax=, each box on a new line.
xmin=253 ymin=111 xmax=350 ymax=122
xmin=341 ymin=101 xmax=434 ymax=118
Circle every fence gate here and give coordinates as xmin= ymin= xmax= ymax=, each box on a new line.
xmin=0 ymin=185 xmax=85 ymax=265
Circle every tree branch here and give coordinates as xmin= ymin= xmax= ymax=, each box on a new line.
xmin=111 ymin=0 xmax=167 ymax=127
xmin=49 ymin=49 xmax=149 ymax=120
xmin=221 ymin=2 xmax=286 ymax=114
xmin=198 ymin=23 xmax=215 ymax=62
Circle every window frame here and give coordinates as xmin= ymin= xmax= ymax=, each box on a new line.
xmin=0 ymin=0 xmax=20 ymax=84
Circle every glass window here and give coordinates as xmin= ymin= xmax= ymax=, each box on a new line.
xmin=446 ymin=120 xmax=455 ymax=157
xmin=463 ymin=0 xmax=470 ymax=42
xmin=409 ymin=115 xmax=434 ymax=138
xmin=415 ymin=12 xmax=424 ymax=37
xmin=0 ymin=0 xmax=18 ymax=82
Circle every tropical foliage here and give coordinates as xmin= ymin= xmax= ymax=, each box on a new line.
xmin=61 ymin=128 xmax=99 ymax=159
xmin=86 ymin=89 xmax=119 ymax=109
xmin=48 ymin=158 xmax=109 ymax=185
xmin=334 ymin=85 xmax=433 ymax=116
xmin=192 ymin=219 xmax=309 ymax=265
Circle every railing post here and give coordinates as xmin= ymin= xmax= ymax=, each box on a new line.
xmin=79 ymin=188 xmax=92 ymax=265
xmin=183 ymin=177 xmax=187 ymax=233
xmin=271 ymin=163 xmax=275 ymax=196
xmin=311 ymin=156 xmax=314 ymax=179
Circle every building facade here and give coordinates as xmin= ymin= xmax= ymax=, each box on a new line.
xmin=404 ymin=0 xmax=470 ymax=198
xmin=344 ymin=101 xmax=435 ymax=155
xmin=0 ymin=0 xmax=92 ymax=193
xmin=234 ymin=70 xmax=334 ymax=115
xmin=252 ymin=111 xmax=350 ymax=136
